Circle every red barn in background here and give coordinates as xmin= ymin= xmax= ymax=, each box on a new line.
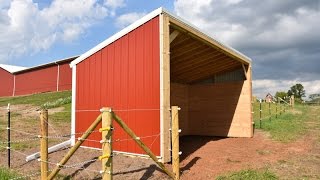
xmin=0 ymin=56 xmax=77 ymax=97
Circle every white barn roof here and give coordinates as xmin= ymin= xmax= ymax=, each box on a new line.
xmin=0 ymin=64 xmax=28 ymax=73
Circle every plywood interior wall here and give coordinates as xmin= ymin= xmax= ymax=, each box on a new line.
xmin=171 ymin=78 xmax=252 ymax=137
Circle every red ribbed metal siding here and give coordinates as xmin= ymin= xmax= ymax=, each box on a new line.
xmin=14 ymin=62 xmax=72 ymax=96
xmin=15 ymin=66 xmax=57 ymax=95
xmin=58 ymin=63 xmax=72 ymax=91
xmin=0 ymin=69 xmax=14 ymax=97
xmin=75 ymin=17 xmax=160 ymax=155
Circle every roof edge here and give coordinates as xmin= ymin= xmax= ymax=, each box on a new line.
xmin=70 ymin=7 xmax=251 ymax=67
xmin=70 ymin=7 xmax=164 ymax=67
xmin=13 ymin=55 xmax=79 ymax=74
xmin=162 ymin=8 xmax=252 ymax=64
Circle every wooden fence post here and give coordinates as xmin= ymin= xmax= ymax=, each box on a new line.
xmin=275 ymin=99 xmax=278 ymax=119
xmin=171 ymin=106 xmax=180 ymax=180
xmin=259 ymin=99 xmax=262 ymax=128
xmin=40 ymin=109 xmax=48 ymax=180
xmin=100 ymin=108 xmax=113 ymax=180
xmin=269 ymin=102 xmax=271 ymax=121
xmin=291 ymin=95 xmax=295 ymax=108
xmin=7 ymin=104 xmax=11 ymax=169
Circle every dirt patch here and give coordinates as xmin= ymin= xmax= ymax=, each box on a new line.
xmin=179 ymin=130 xmax=313 ymax=179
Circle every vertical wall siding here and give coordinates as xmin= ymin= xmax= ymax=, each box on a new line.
xmin=58 ymin=63 xmax=72 ymax=91
xmin=14 ymin=62 xmax=72 ymax=96
xmin=15 ymin=66 xmax=57 ymax=96
xmin=0 ymin=69 xmax=14 ymax=97
xmin=76 ymin=17 xmax=160 ymax=155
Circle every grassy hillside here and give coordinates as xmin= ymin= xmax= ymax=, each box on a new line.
xmin=0 ymin=91 xmax=71 ymax=107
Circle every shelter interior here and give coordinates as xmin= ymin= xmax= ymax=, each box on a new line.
xmin=169 ymin=24 xmax=252 ymax=138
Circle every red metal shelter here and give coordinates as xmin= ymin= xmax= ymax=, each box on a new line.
xmin=70 ymin=7 xmax=253 ymax=163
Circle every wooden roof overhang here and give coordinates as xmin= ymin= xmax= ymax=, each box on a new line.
xmin=167 ymin=16 xmax=251 ymax=84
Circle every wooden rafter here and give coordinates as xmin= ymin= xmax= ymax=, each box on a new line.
xmin=242 ymin=63 xmax=248 ymax=80
xmin=169 ymin=30 xmax=180 ymax=44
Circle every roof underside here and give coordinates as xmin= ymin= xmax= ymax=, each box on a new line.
xmin=169 ymin=27 xmax=245 ymax=84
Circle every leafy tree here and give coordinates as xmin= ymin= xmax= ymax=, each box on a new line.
xmin=275 ymin=91 xmax=287 ymax=100
xmin=287 ymin=84 xmax=305 ymax=100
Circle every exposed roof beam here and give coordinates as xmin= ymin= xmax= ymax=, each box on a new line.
xmin=242 ymin=63 xmax=248 ymax=80
xmin=170 ymin=30 xmax=180 ymax=44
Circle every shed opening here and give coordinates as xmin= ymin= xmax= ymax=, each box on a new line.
xmin=169 ymin=25 xmax=252 ymax=147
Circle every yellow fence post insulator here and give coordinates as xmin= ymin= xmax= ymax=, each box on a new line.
xmin=99 ymin=127 xmax=113 ymax=132
xmin=98 ymin=154 xmax=111 ymax=161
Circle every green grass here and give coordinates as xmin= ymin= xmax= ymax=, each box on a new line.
xmin=254 ymin=104 xmax=307 ymax=143
xmin=0 ymin=167 xmax=22 ymax=179
xmin=216 ymin=169 xmax=278 ymax=180
xmin=50 ymin=103 xmax=71 ymax=122
xmin=0 ymin=91 xmax=71 ymax=107
xmin=41 ymin=96 xmax=71 ymax=109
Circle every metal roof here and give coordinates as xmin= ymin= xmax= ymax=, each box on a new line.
xmin=0 ymin=64 xmax=27 ymax=73
xmin=70 ymin=7 xmax=251 ymax=67
xmin=0 ymin=55 xmax=79 ymax=74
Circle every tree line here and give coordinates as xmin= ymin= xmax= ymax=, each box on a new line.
xmin=275 ymin=84 xmax=305 ymax=103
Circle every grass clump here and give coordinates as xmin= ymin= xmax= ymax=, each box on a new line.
xmin=41 ymin=96 xmax=71 ymax=109
xmin=0 ymin=167 xmax=22 ymax=179
xmin=216 ymin=169 xmax=278 ymax=180
xmin=50 ymin=103 xmax=71 ymax=122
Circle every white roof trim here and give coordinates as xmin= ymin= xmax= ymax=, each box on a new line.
xmin=70 ymin=7 xmax=251 ymax=67
xmin=0 ymin=64 xmax=28 ymax=73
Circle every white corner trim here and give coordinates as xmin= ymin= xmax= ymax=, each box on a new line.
xmin=71 ymin=66 xmax=77 ymax=146
xmin=70 ymin=7 xmax=164 ymax=67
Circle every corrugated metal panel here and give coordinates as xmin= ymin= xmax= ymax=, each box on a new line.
xmin=215 ymin=68 xmax=245 ymax=83
xmin=0 ymin=68 xmax=14 ymax=97
xmin=75 ymin=17 xmax=160 ymax=155
xmin=58 ymin=63 xmax=72 ymax=91
xmin=15 ymin=66 xmax=57 ymax=95
xmin=13 ymin=62 xmax=72 ymax=96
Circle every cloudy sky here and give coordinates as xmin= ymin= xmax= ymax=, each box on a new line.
xmin=0 ymin=0 xmax=319 ymax=98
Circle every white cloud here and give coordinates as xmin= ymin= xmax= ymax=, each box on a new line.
xmin=104 ymin=0 xmax=125 ymax=16
xmin=174 ymin=0 xmax=320 ymax=97
xmin=115 ymin=12 xmax=146 ymax=28
xmin=0 ymin=0 xmax=124 ymax=63
xmin=253 ymin=79 xmax=320 ymax=99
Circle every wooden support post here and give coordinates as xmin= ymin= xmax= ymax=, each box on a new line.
xmin=171 ymin=106 xmax=180 ymax=180
xmin=279 ymin=98 xmax=281 ymax=115
xmin=269 ymin=102 xmax=271 ymax=121
xmin=291 ymin=95 xmax=295 ymax=108
xmin=101 ymin=108 xmax=113 ymax=180
xmin=276 ymin=99 xmax=278 ymax=119
xmin=112 ymin=112 xmax=175 ymax=179
xmin=259 ymin=99 xmax=262 ymax=128
xmin=48 ymin=114 xmax=103 ymax=180
xmin=40 ymin=109 xmax=48 ymax=180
